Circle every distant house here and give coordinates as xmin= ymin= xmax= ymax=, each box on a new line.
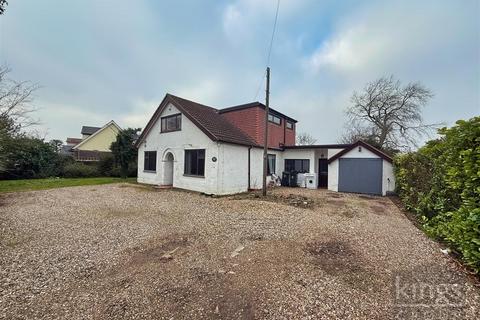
xmin=64 ymin=120 xmax=122 ymax=161
xmin=135 ymin=94 xmax=395 ymax=196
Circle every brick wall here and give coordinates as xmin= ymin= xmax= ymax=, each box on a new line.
xmin=221 ymin=107 xmax=296 ymax=148
xmin=221 ymin=107 xmax=262 ymax=143
xmin=285 ymin=124 xmax=295 ymax=145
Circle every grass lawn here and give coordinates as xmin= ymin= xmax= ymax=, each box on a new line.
xmin=0 ymin=177 xmax=136 ymax=193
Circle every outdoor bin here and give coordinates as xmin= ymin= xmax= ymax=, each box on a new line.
xmin=281 ymin=172 xmax=291 ymax=186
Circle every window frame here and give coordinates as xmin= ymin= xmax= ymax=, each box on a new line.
xmin=286 ymin=121 xmax=294 ymax=130
xmin=284 ymin=159 xmax=310 ymax=173
xmin=184 ymin=149 xmax=206 ymax=177
xmin=161 ymin=113 xmax=182 ymax=133
xmin=268 ymin=113 xmax=282 ymax=125
xmin=144 ymin=151 xmax=157 ymax=172
xmin=267 ymin=154 xmax=276 ymax=175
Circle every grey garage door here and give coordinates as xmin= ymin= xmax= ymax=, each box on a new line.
xmin=338 ymin=158 xmax=383 ymax=195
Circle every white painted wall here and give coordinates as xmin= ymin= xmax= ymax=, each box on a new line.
xmin=217 ymin=143 xmax=249 ymax=195
xmin=339 ymin=146 xmax=379 ymax=159
xmin=249 ymin=148 xmax=264 ymax=190
xmin=382 ymin=160 xmax=395 ymax=195
xmin=327 ymin=148 xmax=344 ymax=191
xmin=137 ymin=103 xmax=221 ymax=194
xmin=328 ymin=160 xmax=339 ymax=192
xmin=328 ymin=148 xmax=343 ymax=158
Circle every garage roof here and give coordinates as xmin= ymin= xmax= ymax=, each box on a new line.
xmin=327 ymin=141 xmax=393 ymax=163
xmin=283 ymin=144 xmax=351 ymax=149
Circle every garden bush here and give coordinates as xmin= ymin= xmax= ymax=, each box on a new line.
xmin=98 ymin=154 xmax=115 ymax=176
xmin=0 ymin=136 xmax=61 ymax=179
xmin=63 ymin=162 xmax=99 ymax=178
xmin=395 ymin=117 xmax=480 ymax=272
xmin=109 ymin=161 xmax=137 ymax=177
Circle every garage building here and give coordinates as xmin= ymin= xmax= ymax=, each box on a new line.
xmin=283 ymin=141 xmax=395 ymax=196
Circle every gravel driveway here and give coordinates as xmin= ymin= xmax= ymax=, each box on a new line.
xmin=1 ymin=184 xmax=478 ymax=319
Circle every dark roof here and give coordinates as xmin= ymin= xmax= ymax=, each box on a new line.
xmin=219 ymin=102 xmax=298 ymax=123
xmin=135 ymin=94 xmax=259 ymax=148
xmin=283 ymin=144 xmax=351 ymax=150
xmin=327 ymin=141 xmax=393 ymax=163
xmin=81 ymin=126 xmax=101 ymax=135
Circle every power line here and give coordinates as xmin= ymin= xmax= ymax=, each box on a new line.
xmin=253 ymin=0 xmax=280 ymax=101
xmin=253 ymin=69 xmax=266 ymax=101
xmin=266 ymin=0 xmax=280 ymax=68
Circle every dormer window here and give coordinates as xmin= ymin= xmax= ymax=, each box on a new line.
xmin=268 ymin=113 xmax=281 ymax=125
xmin=161 ymin=114 xmax=182 ymax=132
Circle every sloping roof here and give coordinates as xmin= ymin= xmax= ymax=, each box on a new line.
xmin=327 ymin=140 xmax=393 ymax=163
xmin=135 ymin=94 xmax=259 ymax=148
xmin=283 ymin=144 xmax=351 ymax=150
xmin=72 ymin=120 xmax=122 ymax=150
xmin=81 ymin=126 xmax=101 ymax=135
xmin=219 ymin=102 xmax=298 ymax=123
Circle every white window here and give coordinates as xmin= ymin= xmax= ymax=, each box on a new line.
xmin=268 ymin=113 xmax=281 ymax=125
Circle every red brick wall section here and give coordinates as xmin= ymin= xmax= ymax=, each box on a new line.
xmin=285 ymin=123 xmax=296 ymax=146
xmin=221 ymin=107 xmax=296 ymax=148
xmin=221 ymin=107 xmax=262 ymax=143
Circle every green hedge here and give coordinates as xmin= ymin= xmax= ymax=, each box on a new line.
xmin=63 ymin=162 xmax=100 ymax=178
xmin=97 ymin=153 xmax=137 ymax=177
xmin=395 ymin=117 xmax=480 ymax=272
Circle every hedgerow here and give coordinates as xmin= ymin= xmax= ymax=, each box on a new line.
xmin=395 ymin=117 xmax=480 ymax=272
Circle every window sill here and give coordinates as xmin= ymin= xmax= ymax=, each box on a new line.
xmin=143 ymin=170 xmax=157 ymax=173
xmin=183 ymin=174 xmax=205 ymax=178
xmin=160 ymin=129 xmax=181 ymax=133
xmin=268 ymin=121 xmax=282 ymax=126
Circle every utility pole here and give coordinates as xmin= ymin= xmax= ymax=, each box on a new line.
xmin=262 ymin=67 xmax=270 ymax=196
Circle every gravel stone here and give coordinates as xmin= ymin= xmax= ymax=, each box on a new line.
xmin=0 ymin=183 xmax=478 ymax=319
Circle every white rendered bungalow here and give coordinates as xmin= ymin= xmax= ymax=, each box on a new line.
xmin=135 ymin=94 xmax=395 ymax=196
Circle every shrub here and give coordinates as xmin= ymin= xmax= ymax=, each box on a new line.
xmin=0 ymin=136 xmax=60 ymax=179
xmin=395 ymin=117 xmax=480 ymax=272
xmin=109 ymin=161 xmax=137 ymax=178
xmin=63 ymin=162 xmax=99 ymax=178
xmin=98 ymin=154 xmax=115 ymax=176
xmin=127 ymin=161 xmax=138 ymax=177
xmin=110 ymin=128 xmax=139 ymax=178
xmin=55 ymin=154 xmax=75 ymax=176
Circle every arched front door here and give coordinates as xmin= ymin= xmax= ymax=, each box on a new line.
xmin=163 ymin=152 xmax=174 ymax=186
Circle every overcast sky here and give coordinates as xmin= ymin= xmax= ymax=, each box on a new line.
xmin=1 ymin=0 xmax=479 ymax=143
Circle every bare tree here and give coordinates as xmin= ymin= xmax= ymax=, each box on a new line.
xmin=0 ymin=66 xmax=40 ymax=132
xmin=49 ymin=139 xmax=64 ymax=153
xmin=340 ymin=124 xmax=377 ymax=145
xmin=0 ymin=0 xmax=7 ymax=15
xmin=344 ymin=76 xmax=436 ymax=150
xmin=296 ymin=132 xmax=317 ymax=145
